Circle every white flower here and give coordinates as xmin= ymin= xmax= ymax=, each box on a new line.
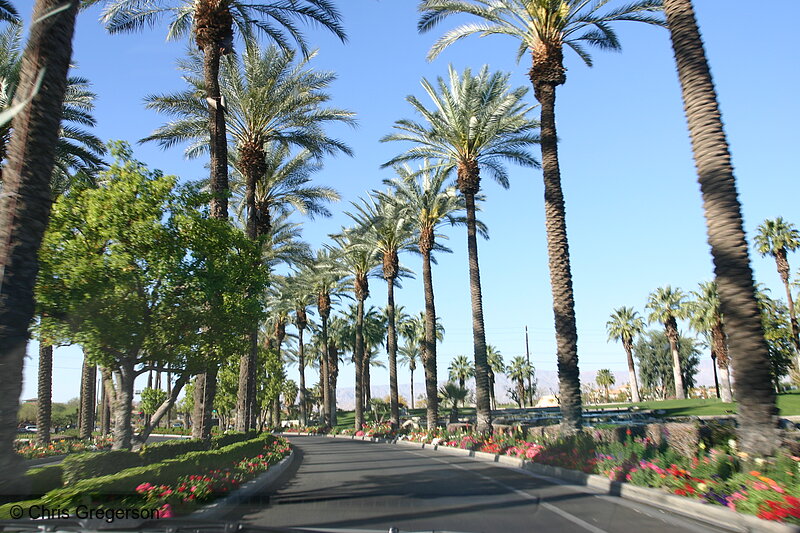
xmin=431 ymin=437 xmax=442 ymax=446
xmin=728 ymin=439 xmax=737 ymax=451
xmin=755 ymin=457 xmax=765 ymax=466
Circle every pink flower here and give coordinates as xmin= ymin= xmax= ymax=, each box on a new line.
xmin=158 ymin=504 xmax=173 ymax=518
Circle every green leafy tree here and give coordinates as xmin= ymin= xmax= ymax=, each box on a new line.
xmin=646 ymin=286 xmax=689 ymax=399
xmin=595 ymin=369 xmax=615 ymax=402
xmin=606 ymin=307 xmax=645 ymax=403
xmin=417 ymin=0 xmax=663 ymax=435
xmin=140 ymin=388 xmax=168 ymax=418
xmin=633 ymin=330 xmax=700 ymax=400
xmin=36 ymin=143 xmax=267 ymax=449
xmin=663 ymin=0 xmax=778 ymax=455
xmin=383 ymin=65 xmax=538 ymax=434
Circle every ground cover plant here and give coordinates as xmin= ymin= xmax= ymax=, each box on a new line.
xmin=394 ymin=425 xmax=800 ymax=525
xmin=14 ymin=435 xmax=113 ymax=459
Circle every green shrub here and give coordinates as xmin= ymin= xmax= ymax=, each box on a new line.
xmin=138 ymin=438 xmax=208 ymax=464
xmin=42 ymin=434 xmax=276 ymax=510
xmin=0 ymin=499 xmax=43 ymax=520
xmin=210 ymin=430 xmax=258 ymax=449
xmin=61 ymin=450 xmax=141 ymax=486
xmin=25 ymin=465 xmax=63 ymax=495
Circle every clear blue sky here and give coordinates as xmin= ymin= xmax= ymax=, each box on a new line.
xmin=20 ymin=1 xmax=800 ymax=403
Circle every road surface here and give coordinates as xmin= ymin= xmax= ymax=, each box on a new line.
xmin=225 ymin=435 xmax=731 ymax=533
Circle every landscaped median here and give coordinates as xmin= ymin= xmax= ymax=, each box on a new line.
xmin=0 ymin=432 xmax=292 ymax=520
xmin=291 ymin=422 xmax=800 ymax=531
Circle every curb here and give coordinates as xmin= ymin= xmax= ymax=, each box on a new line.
xmin=190 ymin=449 xmax=297 ymax=520
xmin=24 ymin=454 xmax=68 ymax=468
xmin=320 ymin=434 xmax=799 ymax=533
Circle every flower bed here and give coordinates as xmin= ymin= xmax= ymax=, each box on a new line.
xmin=395 ymin=426 xmax=800 ymax=525
xmin=130 ymin=436 xmax=291 ymax=517
xmin=282 ymin=426 xmax=328 ymax=435
xmin=15 ymin=435 xmax=113 ymax=459
xmin=333 ymin=421 xmax=396 ymax=439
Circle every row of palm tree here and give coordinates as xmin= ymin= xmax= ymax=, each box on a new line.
xmin=0 ymin=2 xmax=784 ymax=494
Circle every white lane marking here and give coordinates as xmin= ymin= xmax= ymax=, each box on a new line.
xmin=410 ymin=451 xmax=609 ymax=533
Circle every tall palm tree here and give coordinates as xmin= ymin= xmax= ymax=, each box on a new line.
xmin=381 ymin=162 xmax=468 ymax=429
xmin=398 ymin=340 xmax=419 ymax=410
xmin=346 ymin=195 xmax=415 ymax=428
xmin=418 ymin=0 xmax=663 ymax=435
xmin=646 ymin=286 xmax=688 ymax=399
xmin=606 ymin=307 xmax=645 ymax=403
xmin=688 ymin=281 xmax=732 ymax=402
xmin=755 ymin=218 xmax=800 ymax=362
xmin=448 ymin=354 xmax=474 ymax=390
xmin=486 ymin=344 xmax=504 ymax=409
xmin=0 ymin=0 xmax=79 ymax=490
xmin=101 ymin=0 xmax=345 ymax=439
xmin=305 ymin=249 xmax=348 ymax=426
xmin=662 ymin=0 xmax=778 ymax=456
xmin=383 ymin=65 xmax=538 ymax=434
xmin=507 ymin=355 xmax=533 ymax=408
xmin=286 ymin=273 xmax=316 ymax=426
xmin=329 ymin=230 xmax=379 ymax=430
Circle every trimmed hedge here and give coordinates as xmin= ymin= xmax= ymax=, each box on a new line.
xmin=25 ymin=465 xmax=63 ymax=496
xmin=42 ymin=434 xmax=277 ymax=510
xmin=61 ymin=449 xmax=142 ymax=486
xmin=139 ymin=438 xmax=207 ymax=464
xmin=210 ymin=430 xmax=258 ymax=449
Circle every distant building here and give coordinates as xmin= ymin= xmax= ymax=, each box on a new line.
xmin=535 ymin=395 xmax=559 ymax=407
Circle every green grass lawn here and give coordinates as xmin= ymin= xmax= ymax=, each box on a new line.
xmin=328 ymin=392 xmax=800 ymax=429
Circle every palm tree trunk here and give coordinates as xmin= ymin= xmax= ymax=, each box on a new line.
xmin=776 ymin=252 xmax=800 ymax=364
xmin=236 ymin=331 xmax=257 ymax=431
xmin=79 ymin=356 xmax=96 ymax=440
xmin=0 ymin=0 xmax=79 ymax=493
xmin=463 ymin=190 xmax=492 ymax=434
xmin=664 ymin=0 xmax=778 ymax=455
xmin=665 ymin=322 xmax=686 ymax=399
xmin=387 ymin=279 xmax=400 ymax=428
xmin=298 ymin=327 xmax=307 ymax=426
xmin=421 ymin=246 xmax=439 ymax=431
xmin=410 ymin=366 xmax=415 ymax=410
xmin=100 ymin=369 xmax=111 ymax=435
xmin=328 ymin=339 xmax=338 ymax=426
xmin=36 ymin=343 xmax=53 ymax=444
xmin=354 ymin=298 xmax=365 ymax=430
xmin=320 ymin=315 xmax=332 ymax=427
xmin=516 ymin=379 xmax=524 ymax=409
xmin=623 ymin=341 xmax=641 ymax=403
xmin=719 ymin=364 xmax=733 ymax=403
xmin=534 ymin=82 xmax=582 ymax=434
xmin=363 ymin=355 xmax=371 ymax=406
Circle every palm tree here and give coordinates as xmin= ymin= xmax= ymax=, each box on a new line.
xmin=439 ymin=382 xmax=469 ymax=424
xmin=755 ymin=218 xmax=800 ymax=362
xmin=381 ymin=162 xmax=467 ymax=430
xmin=418 ymin=0 xmax=663 ymax=435
xmin=661 ymin=0 xmax=778 ymax=456
xmin=346 ymin=195 xmax=415 ymax=428
xmin=285 ymin=274 xmax=316 ymax=426
xmin=448 ymin=354 xmax=474 ymax=390
xmin=506 ymin=355 xmax=533 ymax=408
xmin=0 ymin=0 xmax=80 ymax=490
xmin=398 ymin=340 xmax=420 ymax=410
xmin=305 ymin=249 xmax=348 ymax=426
xmin=329 ymin=230 xmax=379 ymax=430
xmin=606 ymin=307 xmax=645 ymax=403
xmin=486 ymin=344 xmax=504 ymax=409
xmin=646 ymin=286 xmax=688 ymax=399
xmin=383 ymin=65 xmax=538 ymax=434
xmin=0 ymin=2 xmax=17 ymax=24
xmin=595 ymin=369 xmax=615 ymax=402
xmin=688 ymin=281 xmax=733 ymax=402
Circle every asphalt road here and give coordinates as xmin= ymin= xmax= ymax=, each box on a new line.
xmin=225 ymin=436 xmax=732 ymax=533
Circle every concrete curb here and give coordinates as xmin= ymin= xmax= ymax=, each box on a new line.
xmin=320 ymin=434 xmax=799 ymax=533
xmin=190 ymin=448 xmax=297 ymax=520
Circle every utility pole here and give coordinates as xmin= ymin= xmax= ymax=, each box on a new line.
xmin=525 ymin=326 xmax=532 ymax=407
